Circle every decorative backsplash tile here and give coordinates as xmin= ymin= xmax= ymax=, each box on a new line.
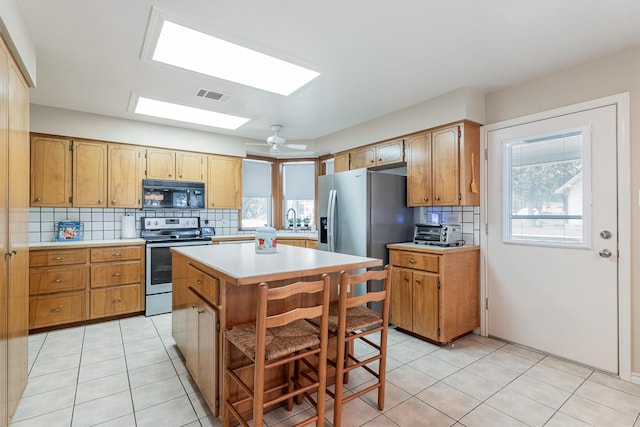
xmin=418 ymin=205 xmax=481 ymax=245
xmin=28 ymin=207 xmax=246 ymax=243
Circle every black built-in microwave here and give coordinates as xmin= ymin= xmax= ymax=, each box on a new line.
xmin=142 ymin=179 xmax=205 ymax=209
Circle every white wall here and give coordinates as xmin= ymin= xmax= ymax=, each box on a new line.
xmin=31 ymin=105 xmax=252 ymax=157
xmin=485 ymin=45 xmax=640 ymax=375
xmin=317 ymin=87 xmax=485 ymax=154
xmin=0 ymin=0 xmax=36 ymax=86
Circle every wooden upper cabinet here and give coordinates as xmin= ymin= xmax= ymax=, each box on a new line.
xmin=146 ymin=148 xmax=175 ymax=179
xmin=431 ymin=126 xmax=459 ymax=206
xmin=176 ymin=151 xmax=206 ymax=182
xmin=407 ymin=132 xmax=432 ymax=206
xmin=350 ymin=146 xmax=375 ymax=169
xmin=73 ymin=140 xmax=107 ymax=207
xmin=207 ymin=155 xmax=242 ymax=209
xmin=108 ymin=144 xmax=142 ymax=208
xmin=406 ymin=121 xmax=480 ymax=207
xmin=30 ymin=136 xmax=71 ymax=207
xmin=333 ymin=152 xmax=350 ymax=173
xmin=375 ymin=139 xmax=404 ymax=166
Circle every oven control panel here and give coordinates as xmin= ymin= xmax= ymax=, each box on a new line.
xmin=142 ymin=217 xmax=200 ymax=230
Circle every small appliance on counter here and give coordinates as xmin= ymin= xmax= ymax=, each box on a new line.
xmin=255 ymin=227 xmax=277 ymax=253
xmin=414 ymin=223 xmax=464 ymax=247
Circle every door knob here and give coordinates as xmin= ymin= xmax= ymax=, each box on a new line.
xmin=599 ymin=230 xmax=612 ymax=239
xmin=599 ymin=249 xmax=612 ymax=258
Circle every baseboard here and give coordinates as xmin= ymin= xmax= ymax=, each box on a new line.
xmin=631 ymin=372 xmax=640 ymax=385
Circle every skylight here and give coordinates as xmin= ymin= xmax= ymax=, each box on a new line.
xmin=152 ymin=20 xmax=320 ymax=96
xmin=134 ymin=97 xmax=249 ymax=130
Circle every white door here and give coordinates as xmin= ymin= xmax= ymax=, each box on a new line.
xmin=486 ymin=104 xmax=618 ymax=373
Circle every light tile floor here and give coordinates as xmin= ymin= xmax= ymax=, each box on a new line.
xmin=10 ymin=313 xmax=640 ymax=426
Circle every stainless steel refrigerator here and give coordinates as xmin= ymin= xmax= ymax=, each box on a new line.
xmin=318 ymin=168 xmax=414 ymax=303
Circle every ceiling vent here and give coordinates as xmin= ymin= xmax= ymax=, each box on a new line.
xmin=195 ymin=88 xmax=231 ymax=102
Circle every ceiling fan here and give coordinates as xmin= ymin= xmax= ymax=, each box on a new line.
xmin=247 ymin=125 xmax=307 ymax=153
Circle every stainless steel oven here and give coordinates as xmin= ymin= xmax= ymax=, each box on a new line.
xmin=142 ymin=217 xmax=212 ymax=316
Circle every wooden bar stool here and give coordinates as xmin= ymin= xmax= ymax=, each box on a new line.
xmin=223 ymin=275 xmax=331 ymax=427
xmin=326 ymin=266 xmax=392 ymax=427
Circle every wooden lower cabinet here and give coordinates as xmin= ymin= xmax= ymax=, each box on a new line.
xmin=90 ymin=284 xmax=141 ymax=318
xmin=173 ymin=255 xmax=220 ymax=416
xmin=278 ymin=238 xmax=318 ymax=248
xmin=29 ymin=243 xmax=145 ymax=330
xmin=388 ymin=245 xmax=479 ymax=344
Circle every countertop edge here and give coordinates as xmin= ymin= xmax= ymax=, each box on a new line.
xmin=29 ymin=239 xmax=146 ymax=250
xmin=386 ymin=242 xmax=479 ymax=254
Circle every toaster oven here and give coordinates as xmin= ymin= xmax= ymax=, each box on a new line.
xmin=414 ymin=224 xmax=463 ymax=246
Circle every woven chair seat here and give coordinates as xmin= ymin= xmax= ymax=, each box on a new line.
xmin=226 ymin=319 xmax=321 ymax=361
xmin=310 ymin=303 xmax=382 ymax=334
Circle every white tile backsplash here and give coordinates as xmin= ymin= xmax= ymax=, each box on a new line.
xmin=420 ymin=205 xmax=481 ymax=245
xmin=28 ymin=207 xmax=243 ymax=242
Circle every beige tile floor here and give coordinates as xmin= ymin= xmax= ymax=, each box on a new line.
xmin=10 ymin=313 xmax=640 ymax=427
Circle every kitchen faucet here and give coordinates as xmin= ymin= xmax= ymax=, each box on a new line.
xmin=286 ymin=208 xmax=297 ymax=232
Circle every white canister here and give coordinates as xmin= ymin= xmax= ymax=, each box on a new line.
xmin=255 ymin=227 xmax=277 ymax=254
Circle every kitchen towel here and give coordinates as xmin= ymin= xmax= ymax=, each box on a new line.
xmin=121 ymin=215 xmax=136 ymax=239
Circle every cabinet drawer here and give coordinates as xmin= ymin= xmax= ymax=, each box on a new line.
xmin=187 ymin=264 xmax=219 ymax=305
xmin=30 ymin=265 xmax=88 ymax=295
xmin=91 ymin=261 xmax=142 ymax=288
xmin=30 ymin=249 xmax=88 ymax=267
xmin=29 ymin=292 xmax=87 ymax=329
xmin=90 ymin=284 xmax=142 ymax=319
xmin=90 ymin=246 xmax=142 ymax=263
xmin=390 ymin=251 xmax=439 ymax=272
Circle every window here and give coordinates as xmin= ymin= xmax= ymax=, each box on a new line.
xmin=282 ymin=162 xmax=315 ymax=230
xmin=504 ymin=127 xmax=590 ymax=246
xmin=242 ymin=159 xmax=272 ymax=229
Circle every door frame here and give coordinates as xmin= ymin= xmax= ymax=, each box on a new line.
xmin=480 ymin=92 xmax=631 ymax=381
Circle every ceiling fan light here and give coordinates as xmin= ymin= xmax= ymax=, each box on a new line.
xmin=267 ymin=135 xmax=286 ymax=145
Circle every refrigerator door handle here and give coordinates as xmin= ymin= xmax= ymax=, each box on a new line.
xmin=328 ymin=189 xmax=337 ymax=252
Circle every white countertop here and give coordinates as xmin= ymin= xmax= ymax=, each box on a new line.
xmin=30 ymin=238 xmax=146 ymax=249
xmin=386 ymin=242 xmax=479 ymax=254
xmin=172 ymin=242 xmax=380 ymax=286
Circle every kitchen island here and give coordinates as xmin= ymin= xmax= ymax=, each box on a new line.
xmin=170 ymin=242 xmax=382 ymax=422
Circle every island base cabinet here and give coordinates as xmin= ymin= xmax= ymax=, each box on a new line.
xmin=389 ymin=246 xmax=479 ymax=344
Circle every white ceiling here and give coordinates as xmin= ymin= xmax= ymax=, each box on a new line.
xmin=17 ymin=0 xmax=640 ymax=146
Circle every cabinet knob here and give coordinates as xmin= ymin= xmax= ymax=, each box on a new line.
xmin=198 ymin=309 xmax=205 ymax=314
xmin=112 ymin=299 xmax=122 ymax=304
xmin=179 ymin=174 xmax=183 ymax=178
xmin=168 ymin=174 xmax=172 ymax=177
xmin=415 ymin=279 xmax=421 ymax=284
xmin=192 ymin=304 xmax=197 ymax=310
xmin=423 ymin=197 xmax=429 ymax=202
xmin=35 ymin=197 xmax=42 ymax=202
xmin=50 ymin=307 xmax=62 ymax=313
xmin=434 ymin=196 xmax=440 ymax=201
xmin=195 ymin=279 xmax=202 ymax=285
xmin=98 ymin=199 xmax=103 ymax=204
xmin=112 ymin=199 xmax=116 ymax=204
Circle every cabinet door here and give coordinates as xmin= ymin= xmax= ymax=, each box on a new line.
xmin=390 ymin=268 xmax=413 ymax=331
xmin=185 ymin=289 xmax=199 ymax=381
xmin=412 ymin=271 xmax=439 ymax=340
xmin=198 ymin=300 xmax=217 ymax=414
xmin=406 ymin=132 xmax=432 ymax=207
xmin=350 ymin=146 xmax=375 ymax=169
xmin=146 ymin=148 xmax=175 ymax=179
xmin=458 ymin=122 xmax=481 ymax=206
xmin=30 ymin=136 xmax=71 ymax=207
xmin=73 ymin=140 xmax=107 ymax=207
xmin=432 ymin=126 xmax=459 ymax=206
xmin=207 ymin=155 xmax=242 ymax=209
xmin=176 ymin=152 xmax=206 ymax=182
xmin=108 ymin=144 xmax=142 ymax=208
xmin=333 ymin=153 xmax=350 ymax=173
xmin=375 ymin=139 xmax=404 ymax=166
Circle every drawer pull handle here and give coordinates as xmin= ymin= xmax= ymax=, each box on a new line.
xmin=112 ymin=299 xmax=122 ymax=304
xmin=112 ymin=253 xmax=122 ymax=257
xmin=50 ymin=307 xmax=62 ymax=313
xmin=192 ymin=304 xmax=197 ymax=310
xmin=409 ymin=259 xmax=417 ymax=264
xmin=197 ymin=309 xmax=205 ymax=314
xmin=52 ymin=256 xmax=63 ymax=260
xmin=112 ymin=273 xmax=122 ymax=277
xmin=51 ymin=278 xmax=63 ymax=283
